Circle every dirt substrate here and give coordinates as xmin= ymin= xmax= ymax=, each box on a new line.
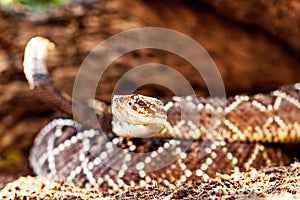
xmin=1 ymin=162 xmax=300 ymax=199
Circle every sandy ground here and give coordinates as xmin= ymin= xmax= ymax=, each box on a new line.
xmin=1 ymin=162 xmax=300 ymax=199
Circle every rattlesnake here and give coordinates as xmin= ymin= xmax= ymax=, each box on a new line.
xmin=24 ymin=37 xmax=300 ymax=193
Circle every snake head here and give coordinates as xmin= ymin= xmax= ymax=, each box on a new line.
xmin=112 ymin=94 xmax=167 ymax=138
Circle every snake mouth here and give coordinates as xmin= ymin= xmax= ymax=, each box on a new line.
xmin=112 ymin=116 xmax=165 ymax=138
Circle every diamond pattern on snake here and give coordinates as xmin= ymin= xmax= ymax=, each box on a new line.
xmin=24 ymin=37 xmax=300 ymax=193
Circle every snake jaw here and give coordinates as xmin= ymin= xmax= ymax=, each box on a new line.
xmin=112 ymin=94 xmax=167 ymax=138
xmin=23 ymin=37 xmax=55 ymax=88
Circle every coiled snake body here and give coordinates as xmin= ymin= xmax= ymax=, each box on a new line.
xmin=24 ymin=37 xmax=300 ymax=193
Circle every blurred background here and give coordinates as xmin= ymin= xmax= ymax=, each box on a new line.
xmin=0 ymin=0 xmax=299 ymax=187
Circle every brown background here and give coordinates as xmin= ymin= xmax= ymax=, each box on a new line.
xmin=0 ymin=0 xmax=299 ymax=184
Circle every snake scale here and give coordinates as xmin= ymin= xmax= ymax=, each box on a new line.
xmin=24 ymin=37 xmax=300 ymax=193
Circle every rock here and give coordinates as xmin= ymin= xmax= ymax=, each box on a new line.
xmin=202 ymin=0 xmax=300 ymax=53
